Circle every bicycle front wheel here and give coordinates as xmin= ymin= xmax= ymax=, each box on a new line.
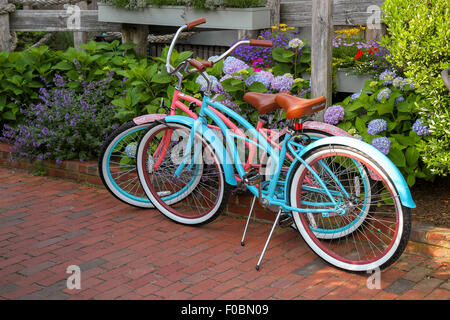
xmin=136 ymin=121 xmax=231 ymax=225
xmin=288 ymin=145 xmax=411 ymax=272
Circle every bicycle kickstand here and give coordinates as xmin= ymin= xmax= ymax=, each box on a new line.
xmin=255 ymin=208 xmax=282 ymax=271
xmin=241 ymin=195 xmax=257 ymax=246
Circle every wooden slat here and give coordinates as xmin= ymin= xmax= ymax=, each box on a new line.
xmin=10 ymin=10 xmax=121 ymax=32
xmin=281 ymin=0 xmax=385 ymax=26
xmin=0 ymin=0 xmax=12 ymax=51
xmin=311 ymin=0 xmax=333 ymax=112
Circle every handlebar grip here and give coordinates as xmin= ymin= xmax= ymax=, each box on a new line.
xmin=249 ymin=40 xmax=273 ymax=47
xmin=187 ymin=18 xmax=206 ymax=29
xmin=189 ymin=59 xmax=213 ymax=72
xmin=442 ymin=68 xmax=450 ymax=91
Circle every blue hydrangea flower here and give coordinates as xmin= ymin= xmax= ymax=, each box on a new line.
xmin=125 ymin=143 xmax=137 ymax=158
xmin=324 ymin=105 xmax=345 ymax=125
xmin=288 ymin=38 xmax=305 ymax=50
xmin=367 ymin=119 xmax=387 ymax=136
xmin=245 ymin=74 xmax=271 ymax=89
xmin=372 ymin=137 xmax=391 ymax=155
xmin=412 ymin=119 xmax=431 ymax=136
xmin=196 ymin=75 xmax=219 ymax=92
xmin=220 ymin=74 xmax=243 ymax=82
xmin=399 ymin=78 xmax=416 ymax=91
xmin=379 ymin=70 xmax=396 ymax=85
xmin=259 ymin=70 xmax=274 ymax=83
xmin=392 ymin=77 xmax=404 ymax=88
xmin=223 ymin=56 xmax=249 ymax=74
xmin=271 ymin=75 xmax=295 ymax=92
xmin=394 ymin=96 xmax=405 ymax=106
xmin=350 ymin=92 xmax=361 ymax=102
xmin=377 ymin=88 xmax=392 ymax=102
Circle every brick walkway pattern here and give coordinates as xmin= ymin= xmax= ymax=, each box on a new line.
xmin=0 ymin=167 xmax=448 ymax=300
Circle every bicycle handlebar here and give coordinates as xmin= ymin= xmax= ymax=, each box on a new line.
xmin=442 ymin=68 xmax=450 ymax=91
xmin=188 ymin=59 xmax=214 ymax=72
xmin=187 ymin=18 xmax=206 ymax=30
xmin=165 ymin=18 xmax=273 ymax=92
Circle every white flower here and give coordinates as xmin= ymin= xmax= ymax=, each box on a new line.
xmin=288 ymin=38 xmax=305 ymax=50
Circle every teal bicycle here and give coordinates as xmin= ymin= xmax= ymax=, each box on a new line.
xmin=135 ymin=20 xmax=415 ymax=272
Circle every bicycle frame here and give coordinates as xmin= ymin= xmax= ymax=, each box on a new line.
xmin=141 ymin=89 xmax=303 ymax=180
xmin=168 ymin=95 xmax=348 ymax=215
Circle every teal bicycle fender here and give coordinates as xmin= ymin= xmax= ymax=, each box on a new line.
xmin=286 ymin=136 xmax=416 ymax=209
xmin=164 ymin=115 xmax=237 ymax=186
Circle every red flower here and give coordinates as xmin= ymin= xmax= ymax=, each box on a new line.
xmin=354 ymin=50 xmax=364 ymax=60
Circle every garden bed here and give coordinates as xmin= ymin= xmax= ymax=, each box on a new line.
xmin=1 ymin=142 xmax=448 ymax=260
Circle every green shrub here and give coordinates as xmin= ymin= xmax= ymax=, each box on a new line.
xmin=333 ymin=78 xmax=434 ymax=186
xmin=381 ymin=0 xmax=450 ymax=176
xmin=0 ymin=41 xmax=139 ymax=126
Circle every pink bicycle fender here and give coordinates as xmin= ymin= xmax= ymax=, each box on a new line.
xmin=133 ymin=114 xmax=167 ymax=125
xmin=304 ymin=121 xmax=380 ymax=180
xmin=303 ymin=121 xmax=353 ymax=138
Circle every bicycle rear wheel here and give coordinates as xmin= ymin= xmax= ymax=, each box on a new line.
xmin=136 ymin=121 xmax=231 ymax=225
xmin=288 ymin=145 xmax=411 ymax=272
xmin=264 ymin=130 xmax=377 ymax=238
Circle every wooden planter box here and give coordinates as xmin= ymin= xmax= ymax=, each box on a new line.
xmin=336 ymin=69 xmax=373 ymax=93
xmin=97 ymin=4 xmax=271 ymax=30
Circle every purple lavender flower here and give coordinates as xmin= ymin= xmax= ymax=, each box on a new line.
xmin=412 ymin=119 xmax=431 ymax=136
xmin=245 ymin=74 xmax=271 ymax=89
xmin=377 ymin=88 xmax=392 ymax=102
xmin=271 ymin=75 xmax=294 ymax=92
xmin=53 ymin=74 xmax=65 ymax=87
xmin=324 ymin=105 xmax=345 ymax=125
xmin=223 ymin=57 xmax=249 ymax=74
xmin=372 ymin=137 xmax=391 ymax=155
xmin=367 ymin=119 xmax=387 ymax=136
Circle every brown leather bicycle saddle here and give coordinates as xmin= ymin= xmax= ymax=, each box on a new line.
xmin=275 ymin=93 xmax=326 ymax=119
xmin=243 ymin=92 xmax=279 ymax=115
xmin=244 ymin=92 xmax=327 ymax=119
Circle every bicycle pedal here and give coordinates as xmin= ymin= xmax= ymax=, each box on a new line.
xmin=278 ymin=213 xmax=294 ymax=228
xmin=243 ymin=168 xmax=262 ymax=186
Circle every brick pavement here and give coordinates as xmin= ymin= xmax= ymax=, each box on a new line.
xmin=0 ymin=167 xmax=448 ymax=300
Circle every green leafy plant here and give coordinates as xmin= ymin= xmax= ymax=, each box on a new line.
xmin=0 ymin=41 xmax=139 ymax=127
xmin=271 ymin=38 xmax=311 ymax=78
xmin=333 ymin=78 xmax=434 ymax=186
xmin=112 ymin=46 xmax=201 ymax=121
xmin=381 ymin=0 xmax=450 ymax=176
